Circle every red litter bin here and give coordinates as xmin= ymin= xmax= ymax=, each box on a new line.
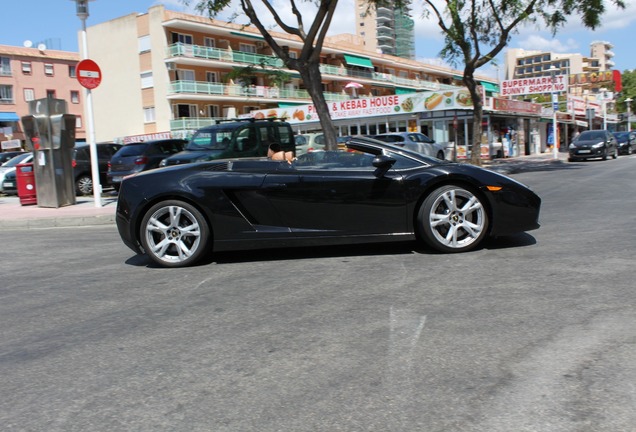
xmin=16 ymin=163 xmax=37 ymax=206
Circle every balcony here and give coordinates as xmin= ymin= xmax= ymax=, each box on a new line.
xmin=168 ymin=80 xmax=351 ymax=102
xmin=166 ymin=43 xmax=284 ymax=68
xmin=166 ymin=43 xmax=457 ymax=95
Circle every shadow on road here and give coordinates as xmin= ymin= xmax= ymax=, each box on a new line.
xmin=123 ymin=233 xmax=538 ymax=268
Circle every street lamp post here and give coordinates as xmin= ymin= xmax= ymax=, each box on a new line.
xmin=550 ymin=65 xmax=559 ymax=160
xmin=71 ymin=0 xmax=101 ymax=208
xmin=626 ymin=97 xmax=633 ymax=132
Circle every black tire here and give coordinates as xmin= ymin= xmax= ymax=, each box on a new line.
xmin=140 ymin=200 xmax=210 ymax=268
xmin=417 ymin=185 xmax=489 ymax=253
xmin=75 ymin=175 xmax=92 ymax=195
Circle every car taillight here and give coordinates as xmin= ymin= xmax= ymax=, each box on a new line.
xmin=72 ymin=160 xmax=77 ymax=168
xmin=134 ymin=156 xmax=148 ymax=165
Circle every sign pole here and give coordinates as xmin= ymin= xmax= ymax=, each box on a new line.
xmin=75 ymin=1 xmax=102 ymax=208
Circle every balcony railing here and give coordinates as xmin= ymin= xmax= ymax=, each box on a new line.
xmin=166 ymin=43 xmax=456 ymax=93
xmin=169 ymin=80 xmax=351 ymax=102
xmin=170 ymin=117 xmax=221 ymax=131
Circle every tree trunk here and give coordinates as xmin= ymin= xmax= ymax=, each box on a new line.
xmin=464 ymin=72 xmax=484 ymax=166
xmin=298 ymin=63 xmax=339 ymax=150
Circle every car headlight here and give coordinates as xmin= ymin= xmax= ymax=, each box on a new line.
xmin=159 ymin=159 xmax=167 ymax=167
xmin=592 ymin=141 xmax=605 ymax=149
xmin=569 ymin=143 xmax=576 ymax=149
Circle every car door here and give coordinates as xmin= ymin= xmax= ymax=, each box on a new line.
xmin=263 ymin=151 xmax=409 ymax=236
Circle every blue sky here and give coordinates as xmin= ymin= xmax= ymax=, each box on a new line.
xmin=1 ymin=0 xmax=634 ymax=79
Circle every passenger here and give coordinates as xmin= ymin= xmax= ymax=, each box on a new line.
xmin=267 ymin=143 xmax=293 ymax=162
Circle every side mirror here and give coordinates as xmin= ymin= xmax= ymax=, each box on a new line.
xmin=372 ymin=154 xmax=396 ymax=176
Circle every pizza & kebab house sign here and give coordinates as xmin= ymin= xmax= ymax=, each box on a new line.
xmin=245 ymin=88 xmax=475 ymax=124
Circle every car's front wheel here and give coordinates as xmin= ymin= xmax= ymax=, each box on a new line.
xmin=417 ymin=185 xmax=488 ymax=253
xmin=140 ymin=200 xmax=210 ymax=268
xmin=75 ymin=175 xmax=92 ymax=195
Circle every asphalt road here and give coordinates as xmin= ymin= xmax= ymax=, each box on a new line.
xmin=1 ymin=155 xmax=636 ymax=431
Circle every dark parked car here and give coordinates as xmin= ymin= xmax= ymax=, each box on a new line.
xmin=612 ymin=131 xmax=636 ymax=155
xmin=73 ymin=142 xmax=123 ymax=195
xmin=1 ymin=170 xmax=17 ymax=195
xmin=0 ymin=151 xmax=26 ymax=165
xmin=116 ymin=136 xmax=541 ymax=268
xmin=108 ymin=139 xmax=187 ymax=191
xmin=568 ymin=130 xmax=618 ymax=162
xmin=160 ymin=118 xmax=295 ymax=167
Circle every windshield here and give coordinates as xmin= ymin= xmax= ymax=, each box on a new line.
xmin=187 ymin=128 xmax=235 ymax=151
xmin=3 ymin=153 xmax=31 ymax=167
xmin=116 ymin=144 xmax=147 ymax=157
xmin=578 ymin=131 xmax=606 ymax=140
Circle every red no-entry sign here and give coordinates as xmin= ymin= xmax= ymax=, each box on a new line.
xmin=76 ymin=59 xmax=102 ymax=89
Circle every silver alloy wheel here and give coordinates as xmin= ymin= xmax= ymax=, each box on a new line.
xmin=142 ymin=202 xmax=206 ymax=267
xmin=76 ymin=175 xmax=92 ymax=195
xmin=419 ymin=185 xmax=488 ymax=252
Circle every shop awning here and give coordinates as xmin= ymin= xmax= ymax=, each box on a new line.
xmin=480 ymin=81 xmax=499 ymax=93
xmin=229 ymin=31 xmax=264 ymax=40
xmin=343 ymin=54 xmax=374 ymax=69
xmin=0 ymin=112 xmax=19 ymax=122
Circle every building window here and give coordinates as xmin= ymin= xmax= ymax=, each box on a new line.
xmin=0 ymin=56 xmax=11 ymax=76
xmin=289 ymin=51 xmax=297 ymax=59
xmin=69 ymin=65 xmax=76 ymax=78
xmin=21 ymin=62 xmax=32 ymax=74
xmin=75 ymin=116 xmax=82 ymax=129
xmin=24 ymin=88 xmax=35 ymax=102
xmin=140 ymin=71 xmax=153 ymax=88
xmin=207 ymin=105 xmax=219 ymax=118
xmin=176 ymin=69 xmax=194 ymax=81
xmin=138 ymin=35 xmax=151 ymax=53
xmin=239 ymin=43 xmax=256 ymax=53
xmin=70 ymin=90 xmax=80 ymax=104
xmin=204 ymin=37 xmax=215 ymax=48
xmin=143 ymin=107 xmax=156 ymax=123
xmin=206 ymin=71 xmax=218 ymax=82
xmin=44 ymin=64 xmax=54 ymax=76
xmin=171 ymin=32 xmax=193 ymax=45
xmin=175 ymin=104 xmax=197 ymax=118
xmin=46 ymin=89 xmax=56 ymax=98
xmin=0 ymin=85 xmax=14 ymax=103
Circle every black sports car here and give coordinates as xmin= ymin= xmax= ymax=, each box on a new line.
xmin=116 ymin=137 xmax=541 ymax=267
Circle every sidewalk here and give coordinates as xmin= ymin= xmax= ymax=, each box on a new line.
xmin=1 ymin=152 xmax=568 ymax=229
xmin=0 ymin=194 xmax=118 ymax=229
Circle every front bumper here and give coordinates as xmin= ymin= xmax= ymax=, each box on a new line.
xmin=569 ymin=147 xmax=606 ymax=159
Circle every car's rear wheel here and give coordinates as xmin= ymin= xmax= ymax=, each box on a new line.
xmin=140 ymin=200 xmax=210 ymax=268
xmin=418 ymin=185 xmax=488 ymax=253
xmin=75 ymin=175 xmax=92 ymax=195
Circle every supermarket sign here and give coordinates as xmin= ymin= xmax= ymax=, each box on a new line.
xmin=501 ymin=75 xmax=567 ymax=97
xmin=245 ymin=89 xmax=475 ymax=124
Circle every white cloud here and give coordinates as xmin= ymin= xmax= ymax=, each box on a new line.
xmin=514 ymin=35 xmax=580 ymax=53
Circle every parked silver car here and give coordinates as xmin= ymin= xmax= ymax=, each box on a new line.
xmin=373 ymin=132 xmax=447 ymax=160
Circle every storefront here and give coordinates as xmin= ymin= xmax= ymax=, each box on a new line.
xmin=246 ymin=89 xmax=544 ymax=159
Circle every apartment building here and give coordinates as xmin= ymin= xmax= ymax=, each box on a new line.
xmin=504 ymin=42 xmax=617 ymax=96
xmin=84 ymin=5 xmax=500 ymax=143
xmin=0 ymin=45 xmax=85 ymax=148
xmin=354 ymin=0 xmax=415 ymax=59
